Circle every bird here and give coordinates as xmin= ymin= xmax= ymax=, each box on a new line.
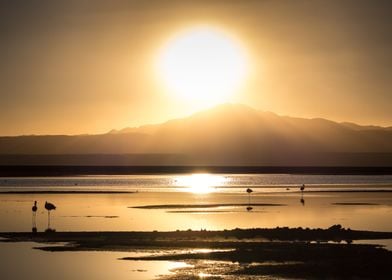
xmin=246 ymin=188 xmax=253 ymax=208
xmin=32 ymin=201 xmax=38 ymax=231
xmin=300 ymin=184 xmax=305 ymax=200
xmin=45 ymin=201 xmax=56 ymax=227
xmin=32 ymin=201 xmax=38 ymax=215
xmin=45 ymin=201 xmax=56 ymax=212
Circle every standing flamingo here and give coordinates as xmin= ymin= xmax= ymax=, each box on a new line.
xmin=300 ymin=184 xmax=305 ymax=193
xmin=32 ymin=201 xmax=38 ymax=232
xmin=45 ymin=201 xmax=56 ymax=228
xmin=32 ymin=201 xmax=38 ymax=215
xmin=246 ymin=188 xmax=253 ymax=211
xmin=300 ymin=184 xmax=305 ymax=205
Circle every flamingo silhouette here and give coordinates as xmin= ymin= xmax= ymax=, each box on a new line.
xmin=32 ymin=201 xmax=37 ymax=215
xmin=32 ymin=201 xmax=38 ymax=232
xmin=246 ymin=188 xmax=253 ymax=211
xmin=45 ymin=201 xmax=56 ymax=228
xmin=300 ymin=184 xmax=306 ymax=205
xmin=300 ymin=184 xmax=305 ymax=197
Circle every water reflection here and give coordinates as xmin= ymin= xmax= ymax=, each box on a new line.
xmin=0 ymin=242 xmax=190 ymax=280
xmin=174 ymin=174 xmax=228 ymax=193
xmin=45 ymin=227 xmax=56 ymax=233
xmin=1 ymin=191 xmax=392 ymax=232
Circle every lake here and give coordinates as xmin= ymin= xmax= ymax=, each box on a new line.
xmin=1 ymin=173 xmax=392 ymax=279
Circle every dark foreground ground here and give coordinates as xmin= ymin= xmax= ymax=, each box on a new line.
xmin=2 ymin=226 xmax=392 ymax=279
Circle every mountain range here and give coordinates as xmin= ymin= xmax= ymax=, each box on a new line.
xmin=1 ymin=104 xmax=392 ymax=166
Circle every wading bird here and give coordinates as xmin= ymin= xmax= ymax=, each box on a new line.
xmin=32 ymin=201 xmax=38 ymax=232
xmin=45 ymin=201 xmax=56 ymax=228
xmin=32 ymin=201 xmax=37 ymax=216
xmin=300 ymin=184 xmax=306 ymax=203
xmin=300 ymin=184 xmax=305 ymax=192
xmin=246 ymin=188 xmax=253 ymax=211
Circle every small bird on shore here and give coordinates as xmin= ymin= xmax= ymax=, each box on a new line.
xmin=300 ymin=184 xmax=305 ymax=192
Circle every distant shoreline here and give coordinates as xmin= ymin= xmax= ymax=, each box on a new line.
xmin=1 ymin=165 xmax=392 ymax=176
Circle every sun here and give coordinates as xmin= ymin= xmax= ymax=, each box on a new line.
xmin=157 ymin=27 xmax=248 ymax=107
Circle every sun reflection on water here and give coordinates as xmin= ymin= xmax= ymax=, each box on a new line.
xmin=174 ymin=174 xmax=228 ymax=193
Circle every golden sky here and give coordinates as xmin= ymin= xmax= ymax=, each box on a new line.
xmin=0 ymin=0 xmax=391 ymax=135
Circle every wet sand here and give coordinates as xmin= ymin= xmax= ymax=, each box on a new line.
xmin=1 ymin=227 xmax=392 ymax=279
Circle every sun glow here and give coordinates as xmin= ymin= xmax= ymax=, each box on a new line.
xmin=157 ymin=27 xmax=248 ymax=107
xmin=174 ymin=174 xmax=228 ymax=194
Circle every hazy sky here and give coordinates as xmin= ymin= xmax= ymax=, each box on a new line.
xmin=1 ymin=0 xmax=392 ymax=135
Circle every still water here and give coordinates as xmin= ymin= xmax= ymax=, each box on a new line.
xmin=1 ymin=174 xmax=392 ymax=192
xmin=0 ymin=241 xmax=190 ymax=280
xmin=1 ymin=174 xmax=392 ymax=280
xmin=0 ymin=174 xmax=392 ymax=232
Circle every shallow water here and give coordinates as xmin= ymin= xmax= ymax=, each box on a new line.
xmin=0 ymin=187 xmax=392 ymax=232
xmin=1 ymin=174 xmax=392 ymax=192
xmin=0 ymin=242 xmax=189 ymax=280
xmin=1 ymin=174 xmax=392 ymax=280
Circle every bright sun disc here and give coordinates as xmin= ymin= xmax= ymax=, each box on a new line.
xmin=157 ymin=27 xmax=247 ymax=106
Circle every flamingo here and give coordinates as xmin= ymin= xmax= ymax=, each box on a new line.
xmin=300 ymin=184 xmax=306 ymax=204
xmin=32 ymin=201 xmax=38 ymax=232
xmin=45 ymin=201 xmax=56 ymax=228
xmin=300 ymin=184 xmax=305 ymax=197
xmin=32 ymin=201 xmax=37 ymax=215
xmin=246 ymin=188 xmax=253 ymax=210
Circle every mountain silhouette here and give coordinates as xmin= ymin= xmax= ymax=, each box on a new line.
xmin=1 ymin=103 xmax=392 ymax=166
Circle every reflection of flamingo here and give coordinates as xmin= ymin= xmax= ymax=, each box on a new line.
xmin=45 ymin=201 xmax=56 ymax=228
xmin=300 ymin=198 xmax=305 ymax=206
xmin=32 ymin=201 xmax=38 ymax=232
xmin=246 ymin=188 xmax=253 ymax=211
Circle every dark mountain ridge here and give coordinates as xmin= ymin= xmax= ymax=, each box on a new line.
xmin=1 ymin=104 xmax=392 ymax=166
